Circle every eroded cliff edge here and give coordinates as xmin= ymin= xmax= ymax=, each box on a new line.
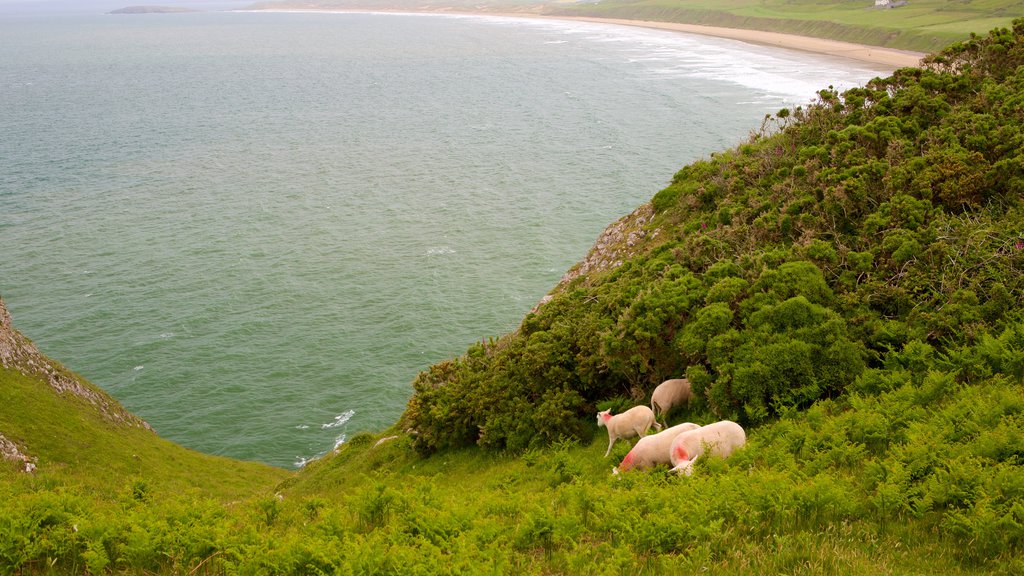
xmin=0 ymin=296 xmax=153 ymax=470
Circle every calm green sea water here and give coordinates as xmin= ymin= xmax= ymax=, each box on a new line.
xmin=0 ymin=10 xmax=889 ymax=467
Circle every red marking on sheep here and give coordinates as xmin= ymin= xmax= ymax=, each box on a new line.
xmin=673 ymin=443 xmax=689 ymax=462
xmin=601 ymin=412 xmax=613 ymax=423
xmin=619 ymin=451 xmax=635 ymax=472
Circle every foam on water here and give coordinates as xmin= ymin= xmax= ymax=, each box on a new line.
xmin=322 ymin=411 xmax=356 ymax=430
xmin=293 ymin=410 xmax=356 ymax=467
xmin=469 ymin=15 xmax=882 ymax=105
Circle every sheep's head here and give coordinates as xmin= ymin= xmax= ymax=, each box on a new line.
xmin=596 ymin=410 xmax=611 ymax=427
xmin=672 ymin=457 xmax=697 ymax=476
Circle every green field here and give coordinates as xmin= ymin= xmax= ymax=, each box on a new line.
xmin=249 ymin=0 xmax=1024 ymax=53
xmin=551 ymin=0 xmax=1024 ymax=52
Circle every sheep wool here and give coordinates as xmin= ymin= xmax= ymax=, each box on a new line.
xmin=597 ymin=406 xmax=660 ymax=457
xmin=615 ymin=421 xmax=701 ymax=473
xmin=669 ymin=420 xmax=746 ymax=476
xmin=650 ymin=378 xmax=693 ymax=421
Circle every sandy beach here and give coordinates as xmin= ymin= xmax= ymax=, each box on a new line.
xmin=248 ymin=8 xmax=927 ymax=69
xmin=557 ymin=16 xmax=925 ymax=69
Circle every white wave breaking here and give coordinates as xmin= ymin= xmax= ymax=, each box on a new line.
xmin=321 ymin=409 xmax=355 ymax=429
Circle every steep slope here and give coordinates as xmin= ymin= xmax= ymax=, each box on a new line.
xmin=0 ymin=296 xmax=290 ymax=498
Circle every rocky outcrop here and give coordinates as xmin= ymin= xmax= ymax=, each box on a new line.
xmin=0 ymin=296 xmax=152 ymax=431
xmin=532 ymin=203 xmax=657 ymax=313
xmin=0 ymin=433 xmax=34 ymax=473
xmin=560 ymin=203 xmax=657 ymax=285
xmin=531 ymin=204 xmax=657 ymax=313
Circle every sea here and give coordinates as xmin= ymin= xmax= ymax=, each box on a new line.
xmin=0 ymin=7 xmax=890 ymax=468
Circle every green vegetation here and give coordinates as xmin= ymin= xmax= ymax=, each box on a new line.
xmin=4 ymin=19 xmax=1024 ymax=576
xmin=0 ymin=366 xmax=288 ymax=498
xmin=251 ymin=0 xmax=1023 ymax=52
xmin=553 ymin=0 xmax=1024 ymax=52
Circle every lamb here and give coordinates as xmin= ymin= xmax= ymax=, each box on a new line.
xmin=650 ymin=378 xmax=693 ymax=422
xmin=596 ymin=406 xmax=661 ymax=457
xmin=614 ymin=421 xmax=701 ymax=473
xmin=669 ymin=420 xmax=746 ymax=476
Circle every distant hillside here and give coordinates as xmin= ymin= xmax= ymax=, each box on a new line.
xmin=552 ymin=0 xmax=1024 ymax=52
xmin=247 ymin=0 xmax=1023 ymax=52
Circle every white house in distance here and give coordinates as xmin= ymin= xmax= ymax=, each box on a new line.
xmin=874 ymin=0 xmax=909 ymax=7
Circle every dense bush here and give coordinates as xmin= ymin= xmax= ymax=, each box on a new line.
xmin=402 ymin=20 xmax=1024 ymax=453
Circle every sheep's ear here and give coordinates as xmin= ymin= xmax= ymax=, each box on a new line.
xmin=685 ymin=455 xmax=700 ymax=476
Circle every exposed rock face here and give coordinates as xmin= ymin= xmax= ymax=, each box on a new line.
xmin=559 ymin=203 xmax=656 ymax=285
xmin=1 ymin=433 xmax=34 ymax=473
xmin=532 ymin=204 xmax=656 ymax=314
xmin=0 ymin=296 xmax=153 ymax=432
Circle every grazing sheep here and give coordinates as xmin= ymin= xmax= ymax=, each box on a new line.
xmin=669 ymin=420 xmax=746 ymax=476
xmin=614 ymin=421 xmax=701 ymax=473
xmin=596 ymin=406 xmax=661 ymax=457
xmin=651 ymin=378 xmax=693 ymax=421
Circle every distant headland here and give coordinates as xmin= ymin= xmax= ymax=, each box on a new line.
xmin=108 ymin=5 xmax=200 ymax=13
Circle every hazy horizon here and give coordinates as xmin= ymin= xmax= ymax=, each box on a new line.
xmin=0 ymin=0 xmax=253 ymax=15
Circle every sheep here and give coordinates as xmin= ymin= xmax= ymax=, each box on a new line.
xmin=650 ymin=378 xmax=693 ymax=422
xmin=596 ymin=406 xmax=661 ymax=457
xmin=669 ymin=420 xmax=746 ymax=476
xmin=614 ymin=421 xmax=701 ymax=473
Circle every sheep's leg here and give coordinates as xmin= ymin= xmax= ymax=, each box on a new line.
xmin=604 ymin=436 xmax=615 ymax=457
xmin=652 ymin=401 xmax=665 ymax=425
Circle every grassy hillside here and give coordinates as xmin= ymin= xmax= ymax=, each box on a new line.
xmin=0 ymin=366 xmax=289 ymax=498
xmin=1 ymin=303 xmax=290 ymax=573
xmin=247 ymin=0 xmax=1023 ymax=53
xmin=553 ymin=0 xmax=1024 ymax=52
xmin=3 ymin=18 xmax=1024 ymax=576
xmin=1 ymin=297 xmax=290 ymax=499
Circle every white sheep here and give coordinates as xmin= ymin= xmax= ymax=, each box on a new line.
xmin=614 ymin=421 xmax=701 ymax=473
xmin=669 ymin=420 xmax=746 ymax=476
xmin=650 ymin=378 xmax=693 ymax=421
xmin=596 ymin=406 xmax=661 ymax=457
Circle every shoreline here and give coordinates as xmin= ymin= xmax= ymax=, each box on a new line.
xmin=551 ymin=16 xmax=925 ymax=69
xmin=243 ymin=8 xmax=926 ymax=69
